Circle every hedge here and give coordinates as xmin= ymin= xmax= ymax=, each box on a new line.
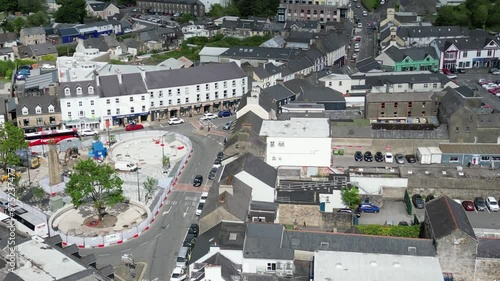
xmin=357 ymin=224 xmax=420 ymax=238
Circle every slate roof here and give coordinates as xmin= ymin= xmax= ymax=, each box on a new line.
xmin=221 ymin=153 xmax=277 ymax=188
xmin=237 ymin=89 xmax=277 ymax=113
xmin=397 ymin=26 xmax=469 ymax=39
xmin=83 ymin=37 xmax=109 ymax=52
xmin=243 ymin=223 xmax=294 ymax=260
xmin=399 ymin=0 xmax=436 ymax=15
xmin=477 ymin=238 xmax=500 ymax=258
xmin=145 ymin=62 xmax=246 ymax=89
xmin=24 ymin=70 xmax=57 ymax=90
xmin=356 ymin=57 xmax=383 ymax=73
xmin=284 ymin=230 xmax=436 ymax=256
xmin=190 ymin=221 xmax=246 ymax=263
xmin=360 ymin=73 xmax=451 ymax=87
xmin=17 ymin=43 xmax=57 ymax=58
xmin=432 ymin=36 xmax=500 ymax=52
xmin=260 ymin=35 xmax=286 ymax=48
xmin=425 ymin=195 xmax=476 ymax=240
xmin=284 ymin=79 xmax=345 ymax=102
xmin=98 ymin=73 xmax=147 ymax=97
xmin=286 ymin=31 xmax=314 ymax=43
xmin=220 ymin=47 xmax=302 ymax=61
xmin=276 ymin=186 xmax=341 ymax=204
xmin=58 ymin=80 xmax=99 ymax=98
xmin=383 ymin=45 xmax=438 ymax=62
xmin=17 ymin=95 xmax=60 ymax=116
xmin=285 ymin=20 xmax=319 ymax=30
xmin=20 ymin=26 xmax=45 ymax=36
xmin=88 ymin=2 xmax=111 ymax=11
xmin=232 ymin=110 xmax=264 ymax=133
xmin=253 ymin=62 xmax=282 ymax=80
xmin=248 ymin=201 xmax=278 ymax=222
xmin=202 ymin=253 xmax=241 ymax=280
xmin=0 ymin=32 xmax=16 ymax=43
xmin=263 ymin=84 xmax=296 ymax=101
xmin=320 ymin=33 xmax=349 ymax=53
xmin=59 ymin=27 xmax=79 ymax=37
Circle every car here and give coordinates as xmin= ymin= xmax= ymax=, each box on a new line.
xmin=398 ymin=221 xmax=409 ymax=226
xmin=354 ymin=36 xmax=361 ymax=42
xmin=213 ymin=158 xmax=222 ymax=167
xmin=447 ymin=74 xmax=458 ymax=79
xmin=16 ymin=74 xmax=26 ymax=80
xmin=201 ymin=113 xmax=217 ymax=120
xmin=357 ymin=22 xmax=362 ymax=28
xmin=188 ymin=223 xmax=199 ymax=236
xmin=18 ymin=65 xmax=32 ymax=70
xmin=486 ymin=197 xmax=499 ymax=211
xmin=352 ymin=52 xmax=358 ymax=59
xmin=358 ymin=203 xmax=380 ymax=213
xmin=356 ymin=4 xmax=360 ymax=8
xmin=223 ymin=121 xmax=232 ymax=130
xmin=171 ymin=267 xmax=187 ymax=281
xmin=199 ymin=192 xmax=208 ymax=204
xmin=412 ymin=194 xmax=425 ymax=209
xmin=395 ymin=153 xmax=405 ymax=164
xmin=42 ymin=64 xmax=55 ymax=69
xmin=114 ymin=161 xmax=138 ymax=172
xmin=362 ymin=10 xmax=368 ymax=16
xmin=184 ymin=233 xmax=197 ymax=248
xmin=208 ymin=166 xmax=218 ymax=180
xmin=384 ymin=152 xmax=394 ymax=163
xmin=457 ymin=68 xmax=466 ymax=73
xmin=354 ymin=43 xmax=360 ymax=49
xmin=442 ymin=68 xmax=452 ymax=75
xmin=354 ymin=151 xmax=363 ymax=161
xmin=168 ymin=117 xmax=184 ymax=125
xmin=380 ymin=0 xmax=385 ymax=4
xmin=461 ymin=200 xmax=475 ymax=211
xmin=489 ymin=68 xmax=500 ymax=75
xmin=338 ymin=208 xmax=361 ymax=218
xmin=474 ymin=197 xmax=486 ymax=211
xmin=17 ymin=69 xmax=30 ymax=76
xmin=216 ymin=151 xmax=224 ymax=160
xmin=195 ymin=202 xmax=204 ymax=216
xmin=125 ymin=123 xmax=144 ymax=131
xmin=405 ymin=154 xmax=416 ymax=163
xmin=218 ymin=110 xmax=232 ymax=117
xmin=374 ymin=151 xmax=384 ymax=162
xmin=193 ymin=175 xmax=203 ymax=187
xmin=425 ymin=194 xmax=435 ymax=202
xmin=364 ymin=151 xmax=373 ymax=162
xmin=80 ymin=129 xmax=98 ymax=137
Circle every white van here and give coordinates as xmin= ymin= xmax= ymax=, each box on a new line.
xmin=114 ymin=161 xmax=138 ymax=172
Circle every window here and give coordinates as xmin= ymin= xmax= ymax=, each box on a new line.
xmin=36 ymin=117 xmax=43 ymax=125
xmin=76 ymin=87 xmax=82 ymax=95
xmin=106 ymin=99 xmax=110 ymax=104
xmin=487 ymin=50 xmax=493 ymax=56
xmin=381 ymin=103 xmax=385 ymax=109
xmin=469 ymin=116 xmax=473 ymax=122
xmin=142 ymin=105 xmax=146 ymax=112
xmin=168 ymin=100 xmax=172 ymax=105
xmin=422 ymin=102 xmax=426 ymax=108
xmin=196 ymin=85 xmax=200 ymax=92
xmin=185 ymin=87 xmax=189 ymax=94
xmin=270 ymin=141 xmax=275 ymax=147
xmin=79 ymin=110 xmax=84 ymax=117
xmin=79 ymin=101 xmax=83 ymax=106
xmin=107 ymin=109 xmax=111 ymax=115
xmin=433 ymin=83 xmax=437 ymax=89
xmin=130 ymin=97 xmax=134 ymax=102
xmin=177 ymin=88 xmax=181 ymax=95
xmin=151 ymin=101 xmax=155 ymax=107
xmin=466 ymin=127 xmax=470 ymax=133
xmin=130 ymin=107 xmax=135 ymax=113
xmin=206 ymin=84 xmax=210 ymax=90
xmin=141 ymin=95 xmax=145 ymax=101
xmin=64 ymin=87 xmax=70 ymax=96
xmin=215 ymin=91 xmax=218 ymax=99
xmin=423 ymin=83 xmax=428 ymax=88
xmin=185 ymin=97 xmax=189 ymax=103
xmin=455 ymin=127 xmax=459 ymax=133
xmin=150 ymin=91 xmax=154 ymax=98
xmin=160 ymin=100 xmax=163 ymax=106
xmin=232 ymin=89 xmax=236 ymax=96
xmin=476 ymin=51 xmax=481 ymax=57
xmin=91 ymin=109 xmax=95 ymax=115
xmin=67 ymin=102 xmax=71 ymax=108
xmin=116 ymin=108 xmax=120 ymax=115
xmin=408 ymin=102 xmax=412 ymax=108
xmin=48 ymin=105 xmax=55 ymax=113
xmin=224 ymin=90 xmax=228 ymax=97
xmin=232 ymin=80 xmax=236 ymax=87
xmin=67 ymin=112 xmax=72 ymax=118
xmin=206 ymin=93 xmax=210 ymax=100
xmin=197 ymin=94 xmax=201 ymax=102
xmin=22 ymin=107 xmax=28 ymax=115
xmin=278 ymin=141 xmax=285 ymax=147
xmin=328 ymin=81 xmax=332 ymax=86
xmin=223 ymin=81 xmax=227 ymax=88
xmin=397 ymin=84 xmax=402 ymax=88
xmin=267 ymin=263 xmax=276 ymax=271
xmin=90 ymin=100 xmax=95 ymax=106
xmin=339 ymin=81 xmax=342 ymax=86
xmin=481 ymin=156 xmax=490 ymax=161
xmin=215 ymin=82 xmax=218 ymax=89
xmin=463 ymin=51 xmax=467 ymax=58
xmin=394 ymin=102 xmax=398 ymax=108
xmin=242 ymin=78 xmax=245 ymax=85
xmin=449 ymin=156 xmax=459 ymax=162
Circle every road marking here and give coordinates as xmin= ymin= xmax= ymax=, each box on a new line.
xmin=140 ymin=241 xmax=148 ymax=246
xmin=120 ymin=249 xmax=131 ymax=253
xmin=192 ymin=202 xmax=197 ymax=207
xmin=172 ymin=201 xmax=178 ymax=205
xmin=184 ymin=201 xmax=191 ymax=206
xmin=164 ymin=206 xmax=172 ymax=214
xmin=155 ymin=233 xmax=162 ymax=239
xmin=98 ymin=254 xmax=110 ymax=257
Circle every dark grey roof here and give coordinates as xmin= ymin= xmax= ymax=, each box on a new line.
xmin=356 ymin=57 xmax=383 ymax=73
xmin=122 ymin=73 xmax=148 ymax=95
xmin=124 ymin=38 xmax=142 ymax=48
xmin=248 ymin=201 xmax=278 ymax=222
xmin=25 ymin=70 xmax=57 ymax=90
xmin=276 ymin=183 xmax=345 ymax=204
xmin=425 ymin=195 xmax=476 ymax=240
xmin=284 ymin=79 xmax=345 ymax=103
xmin=477 ymin=238 xmax=500 ymax=258
xmin=398 ymin=26 xmax=469 ymax=39
xmin=237 ymin=90 xmax=276 ymax=115
xmin=244 ymin=223 xmax=294 ymax=260
xmin=286 ymin=31 xmax=313 ymax=43
xmin=232 ymin=110 xmax=264 ymax=133
xmin=399 ymin=0 xmax=436 ymax=15
xmin=285 ymin=20 xmax=319 ymax=30
xmin=320 ymin=33 xmax=349 ymax=53
xmin=20 ymin=26 xmax=45 ymax=36
xmin=383 ymin=45 xmax=438 ymax=62
xmin=190 ymin=221 xmax=247 ymax=263
xmin=59 ymin=27 xmax=79 ymax=37
xmin=278 ymin=112 xmax=326 ymax=120
xmin=220 ymin=47 xmax=302 ymax=61
xmin=263 ymin=84 xmax=295 ymax=101
xmin=58 ymin=80 xmax=99 ymax=98
xmin=284 ymin=230 xmax=437 ymax=256
xmin=202 ymin=253 xmax=241 ymax=281
xmin=433 ymin=36 xmax=500 ymax=52
xmin=16 ymin=94 xmax=60 ymax=115
xmin=146 ymin=62 xmax=246 ymax=89
xmin=83 ymin=37 xmax=109 ymax=52
xmin=88 ymin=2 xmax=111 ymax=11
xmin=17 ymin=43 xmax=57 ymax=58
xmin=221 ymin=153 xmax=277 ymax=188
xmin=253 ymin=62 xmax=282 ymax=79
xmin=359 ymin=72 xmax=451 ymax=86
xmin=0 ymin=32 xmax=16 ymax=43
xmin=99 ymin=75 xmax=121 ymax=97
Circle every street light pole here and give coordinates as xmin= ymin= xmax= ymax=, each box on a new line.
xmin=136 ymin=168 xmax=140 ymax=201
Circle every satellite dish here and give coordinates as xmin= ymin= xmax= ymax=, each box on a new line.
xmin=63 ymin=196 xmax=72 ymax=203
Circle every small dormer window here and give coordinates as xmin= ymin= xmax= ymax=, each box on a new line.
xmin=48 ymin=104 xmax=55 ymax=113
xmin=76 ymin=86 xmax=82 ymax=95
xmin=35 ymin=105 xmax=42 ymax=114
xmin=88 ymin=86 xmax=94 ymax=94
xmin=22 ymin=107 xmax=28 ymax=115
xmin=64 ymin=87 xmax=70 ymax=96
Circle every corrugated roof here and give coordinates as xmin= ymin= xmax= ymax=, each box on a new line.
xmin=439 ymin=144 xmax=500 ymax=155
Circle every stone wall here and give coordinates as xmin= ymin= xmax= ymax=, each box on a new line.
xmin=408 ymin=177 xmax=500 ymax=200
xmin=382 ymin=186 xmax=406 ymax=199
xmin=436 ymin=230 xmax=477 ymax=281
xmin=278 ymin=204 xmax=352 ymax=230
xmin=474 ymin=258 xmax=500 ymax=280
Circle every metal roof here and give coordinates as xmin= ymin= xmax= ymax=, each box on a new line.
xmin=439 ymin=144 xmax=500 ymax=155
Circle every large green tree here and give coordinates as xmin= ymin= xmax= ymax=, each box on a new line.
xmin=472 ymin=4 xmax=489 ymax=29
xmin=27 ymin=11 xmax=49 ymax=27
xmin=0 ymin=122 xmax=28 ymax=170
xmin=66 ymin=160 xmax=125 ymax=220
xmin=341 ymin=186 xmax=361 ymax=209
xmin=0 ymin=0 xmax=17 ymax=13
xmin=18 ymin=0 xmax=48 ymax=14
xmin=207 ymin=4 xmax=225 ymax=18
xmin=55 ymin=0 xmax=87 ymax=24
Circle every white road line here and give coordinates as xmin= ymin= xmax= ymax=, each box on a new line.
xmin=185 ymin=206 xmax=189 ymax=213
xmin=140 ymin=241 xmax=148 ymax=246
xmin=120 ymin=249 xmax=131 ymax=253
xmin=155 ymin=233 xmax=161 ymax=239
xmin=165 ymin=206 xmax=172 ymax=214
xmin=98 ymin=254 xmax=110 ymax=257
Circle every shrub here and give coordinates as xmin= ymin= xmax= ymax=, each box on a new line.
xmin=357 ymin=224 xmax=420 ymax=238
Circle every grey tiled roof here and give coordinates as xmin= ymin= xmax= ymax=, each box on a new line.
xmin=433 ymin=36 xmax=500 ymax=52
xmin=356 ymin=57 xmax=383 ymax=73
xmin=58 ymin=80 xmax=99 ymax=98
xmin=425 ymin=195 xmax=476 ymax=240
xmin=17 ymin=95 xmax=60 ymax=115
xmin=284 ymin=230 xmax=437 ymax=256
xmin=145 ymin=62 xmax=246 ymax=89
xmin=17 ymin=43 xmax=57 ymax=58
xmin=221 ymin=153 xmax=277 ymax=188
xmin=284 ymin=79 xmax=345 ymax=102
xmin=0 ymin=32 xmax=16 ymax=43
xmin=397 ymin=26 xmax=469 ymax=39
xmin=232 ymin=110 xmax=264 ymax=133
xmin=122 ymin=73 xmax=148 ymax=95
xmin=220 ymin=47 xmax=302 ymax=61
xmin=477 ymin=238 xmax=500 ymax=258
xmin=20 ymin=26 xmax=45 ymax=37
xmin=383 ymin=45 xmax=438 ymax=62
xmin=243 ymin=223 xmax=294 ymax=259
xmin=263 ymin=84 xmax=295 ymax=101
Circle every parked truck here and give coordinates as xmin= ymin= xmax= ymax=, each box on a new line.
xmin=417 ymin=147 xmax=432 ymax=165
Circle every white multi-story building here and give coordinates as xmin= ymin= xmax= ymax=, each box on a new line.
xmin=260 ymin=117 xmax=332 ymax=167
xmin=58 ymin=80 xmax=101 ymax=130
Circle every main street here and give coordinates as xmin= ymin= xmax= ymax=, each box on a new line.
xmin=79 ymin=117 xmax=231 ymax=280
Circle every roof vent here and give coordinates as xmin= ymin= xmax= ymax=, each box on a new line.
xmin=335 ymin=263 xmax=342 ymax=269
xmin=229 ymin=233 xmax=237 ymax=240
xmin=370 ymin=261 xmax=377 ymax=266
xmin=408 ymin=246 xmax=417 ymax=254
xmin=393 ymin=262 xmax=400 ymax=268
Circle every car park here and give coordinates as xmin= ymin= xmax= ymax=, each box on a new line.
xmin=486 ymin=197 xmax=499 ymax=211
xmin=412 ymin=194 xmax=425 ymax=209
xmin=80 ymin=129 xmax=98 ymax=137
xmin=364 ymin=151 xmax=373 ymax=162
xmin=223 ymin=121 xmax=232 ymax=130
xmin=374 ymin=151 xmax=384 ymax=162
xmin=196 ymin=202 xmax=205 ymax=216
xmin=168 ymin=117 xmax=184 ymax=125
xmin=462 ymin=200 xmax=475 ymax=211
xmin=474 ymin=197 xmax=486 ymax=211
xmin=405 ymin=154 xmax=416 ymax=163
xmin=385 ymin=152 xmax=394 ymax=163
xmin=218 ymin=110 xmax=232 ymax=117
xmin=395 ymin=153 xmax=405 ymax=164
xmin=337 ymin=208 xmax=361 ymax=218
xmin=358 ymin=203 xmax=380 ymax=213
xmin=199 ymin=192 xmax=208 ymax=204
xmin=201 ymin=113 xmax=217 ymax=120
xmin=193 ymin=175 xmax=203 ymax=187
xmin=208 ymin=166 xmax=218 ymax=180
xmin=354 ymin=151 xmax=363 ymax=161
xmin=125 ymin=123 xmax=144 ymax=131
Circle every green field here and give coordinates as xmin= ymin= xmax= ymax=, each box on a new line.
xmin=362 ymin=0 xmax=379 ymax=11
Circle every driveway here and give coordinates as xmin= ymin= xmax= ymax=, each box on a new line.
xmin=358 ymin=200 xmax=416 ymax=225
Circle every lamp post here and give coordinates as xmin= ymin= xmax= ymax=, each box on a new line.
xmin=136 ymin=168 xmax=141 ymax=201
xmin=161 ymin=135 xmax=165 ymax=167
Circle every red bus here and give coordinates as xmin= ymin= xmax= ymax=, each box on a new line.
xmin=25 ymin=128 xmax=80 ymax=146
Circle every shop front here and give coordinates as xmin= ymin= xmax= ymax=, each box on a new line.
xmin=112 ymin=112 xmax=149 ymax=127
xmin=63 ymin=117 xmax=101 ymax=131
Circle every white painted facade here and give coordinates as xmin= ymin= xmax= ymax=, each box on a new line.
xmin=326 ymin=45 xmax=347 ymax=66
xmin=431 ymin=38 xmax=500 ymax=70
xmin=350 ymin=176 xmax=408 ymax=194
xmin=242 ymin=258 xmax=294 ymax=275
xmin=236 ymin=92 xmax=272 ymax=120
xmin=319 ymin=73 xmax=352 ymax=95
xmin=60 ymin=86 xmax=99 ymax=126
xmin=234 ymin=171 xmax=275 ymax=203
xmin=100 ymin=96 xmax=150 ymax=121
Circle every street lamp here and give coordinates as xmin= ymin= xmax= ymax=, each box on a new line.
xmin=136 ymin=168 xmax=141 ymax=201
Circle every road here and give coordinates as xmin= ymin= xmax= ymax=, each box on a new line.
xmin=79 ymin=117 xmax=231 ymax=280
xmin=348 ymin=3 xmax=378 ymax=65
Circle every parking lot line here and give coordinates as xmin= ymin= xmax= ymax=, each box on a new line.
xmin=487 ymin=208 xmax=491 ymax=214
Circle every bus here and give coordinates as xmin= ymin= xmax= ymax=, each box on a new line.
xmin=1 ymin=207 xmax=49 ymax=238
xmin=25 ymin=128 xmax=80 ymax=147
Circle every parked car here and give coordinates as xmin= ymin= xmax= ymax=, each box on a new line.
xmin=385 ymin=152 xmax=393 ymax=163
xmin=125 ymin=123 xmax=144 ymax=131
xmin=80 ymin=129 xmax=98 ymax=137
xmin=195 ymin=202 xmax=205 ymax=216
xmin=395 ymin=153 xmax=405 ymax=164
xmin=188 ymin=223 xmax=199 ymax=236
xmin=474 ymin=197 xmax=486 ymax=211
xmin=461 ymin=200 xmax=475 ymax=211
xmin=208 ymin=166 xmax=218 ymax=180
xmin=489 ymin=68 xmax=500 ymax=75
xmin=222 ymin=121 xmax=232 ymax=130
xmin=486 ymin=197 xmax=499 ymax=211
xmin=193 ymin=175 xmax=203 ymax=187
xmin=337 ymin=208 xmax=361 ymax=218
xmin=218 ymin=110 xmax=232 ymax=117
xmin=412 ymin=194 xmax=425 ymax=209
xmin=398 ymin=221 xmax=409 ymax=226
xmin=213 ymin=158 xmax=222 ymax=167
xmin=114 ymin=161 xmax=138 ymax=172
xmin=171 ymin=267 xmax=187 ymax=281
xmin=199 ymin=192 xmax=208 ymax=204
xmin=15 ymin=74 xmax=26 ymax=80
xmin=447 ymin=74 xmax=458 ymax=79
xmin=216 ymin=151 xmax=224 ymax=160
xmin=362 ymin=10 xmax=368 ymax=16
xmin=442 ymin=68 xmax=452 ymax=75
xmin=201 ymin=113 xmax=217 ymax=120
xmin=374 ymin=151 xmax=384 ymax=162
xmin=18 ymin=65 xmax=32 ymax=70
xmin=42 ymin=64 xmax=55 ymax=69
xmin=457 ymin=68 xmax=466 ymax=73
xmin=183 ymin=233 xmax=197 ymax=248
xmin=364 ymin=151 xmax=373 ymax=162
xmin=405 ymin=154 xmax=416 ymax=163
xmin=168 ymin=117 xmax=184 ymax=125
xmin=358 ymin=203 xmax=380 ymax=213
xmin=354 ymin=151 xmax=363 ymax=161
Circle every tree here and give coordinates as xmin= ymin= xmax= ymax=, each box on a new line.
xmin=225 ymin=3 xmax=241 ymax=16
xmin=11 ymin=17 xmax=27 ymax=33
xmin=253 ymin=0 xmax=269 ymax=16
xmin=341 ymin=186 xmax=361 ymax=209
xmin=32 ymin=187 xmax=46 ymax=202
xmin=178 ymin=13 xmax=196 ymax=24
xmin=0 ymin=0 xmax=17 ymax=13
xmin=18 ymin=0 xmax=48 ymax=14
xmin=66 ymin=160 xmax=125 ymax=220
xmin=41 ymin=54 xmax=57 ymax=61
xmin=0 ymin=122 xmax=28 ymax=170
xmin=162 ymin=156 xmax=170 ymax=168
xmin=27 ymin=11 xmax=49 ymax=27
xmin=55 ymin=0 xmax=87 ymax=24
xmin=472 ymin=4 xmax=488 ymax=29
xmin=207 ymin=4 xmax=225 ymax=18
xmin=143 ymin=177 xmax=158 ymax=202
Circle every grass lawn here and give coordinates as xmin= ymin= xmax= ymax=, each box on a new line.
xmin=362 ymin=0 xmax=379 ymax=11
